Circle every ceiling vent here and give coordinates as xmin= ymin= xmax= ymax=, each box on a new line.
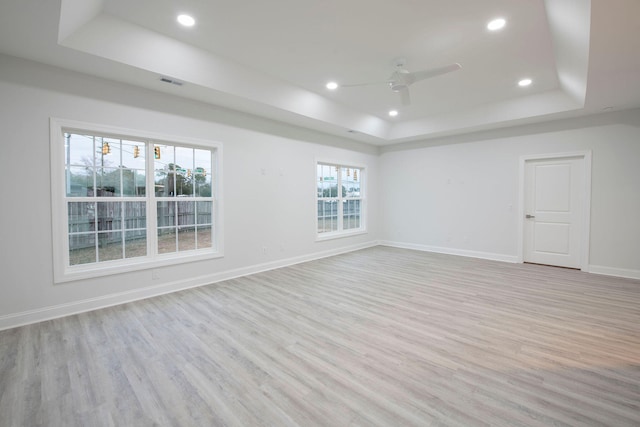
xmin=159 ymin=77 xmax=184 ymax=86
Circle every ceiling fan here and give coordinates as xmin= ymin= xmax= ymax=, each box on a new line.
xmin=340 ymin=58 xmax=462 ymax=106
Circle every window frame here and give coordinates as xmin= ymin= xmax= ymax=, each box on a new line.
xmin=315 ymin=160 xmax=366 ymax=241
xmin=50 ymin=118 xmax=223 ymax=283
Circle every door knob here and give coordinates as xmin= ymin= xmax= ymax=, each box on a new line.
xmin=525 ymin=214 xmax=535 ymax=219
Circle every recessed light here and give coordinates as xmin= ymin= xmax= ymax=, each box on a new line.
xmin=388 ymin=110 xmax=399 ymax=117
xmin=487 ymin=18 xmax=506 ymax=31
xmin=326 ymin=81 xmax=338 ymax=90
xmin=518 ymin=78 xmax=532 ymax=87
xmin=177 ymin=14 xmax=195 ymax=27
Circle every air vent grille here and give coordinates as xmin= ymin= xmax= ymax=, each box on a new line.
xmin=160 ymin=77 xmax=184 ymax=86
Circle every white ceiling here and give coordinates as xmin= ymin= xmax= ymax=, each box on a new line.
xmin=0 ymin=0 xmax=639 ymax=145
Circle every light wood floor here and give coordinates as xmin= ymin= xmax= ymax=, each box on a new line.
xmin=1 ymin=246 xmax=640 ymax=426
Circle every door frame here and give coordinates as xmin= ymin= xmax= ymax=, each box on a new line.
xmin=517 ymin=151 xmax=592 ymax=271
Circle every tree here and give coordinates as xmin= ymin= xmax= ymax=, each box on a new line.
xmin=320 ymin=185 xmax=346 ymax=198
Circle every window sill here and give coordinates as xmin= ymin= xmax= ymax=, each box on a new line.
xmin=55 ymin=250 xmax=224 ymax=284
xmin=316 ymin=229 xmax=367 ymax=242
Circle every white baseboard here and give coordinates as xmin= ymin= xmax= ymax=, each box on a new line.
xmin=379 ymin=240 xmax=519 ymax=264
xmin=0 ymin=241 xmax=378 ymax=331
xmin=588 ymin=265 xmax=640 ymax=280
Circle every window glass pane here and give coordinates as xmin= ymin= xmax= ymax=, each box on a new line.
xmin=330 ymin=183 xmax=339 ymax=198
xmin=125 ymin=231 xmax=147 ymax=259
xmin=154 ymin=144 xmax=173 ymax=196
xmin=177 ymin=201 xmax=196 ymax=226
xmin=157 ymin=228 xmax=176 ymax=254
xmin=68 ymin=202 xmax=95 ymax=233
xmin=194 ymin=170 xmax=211 ymax=197
xmin=178 ymin=226 xmax=196 ymax=251
xmin=122 ymin=169 xmax=145 ymax=197
xmin=66 ymin=133 xmax=95 ymax=167
xmin=317 ymin=200 xmax=325 ymax=233
xmin=124 ymin=202 xmax=146 ymax=229
xmin=174 ymin=146 xmax=193 ymax=197
xmin=352 ymin=175 xmax=361 ymax=197
xmin=321 ymin=165 xmax=338 ymax=193
xmin=69 ymin=234 xmax=96 ymax=265
xmin=67 ymin=166 xmax=94 ymax=197
xmin=97 ymin=202 xmax=121 ymax=231
xmin=193 ymin=149 xmax=212 ymax=197
xmin=343 ymin=180 xmax=352 ymax=198
xmin=103 ymin=137 xmax=120 ymax=167
xmin=155 ymin=170 xmax=172 ymax=196
xmin=318 ymin=200 xmax=338 ymax=233
xmin=196 ymin=201 xmax=212 ymax=225
xmin=154 ymin=143 xmax=173 ymax=166
xmin=121 ymin=140 xmax=146 ymax=170
xmin=194 ymin=149 xmax=211 ymax=175
xmin=320 ymin=181 xmax=328 ymax=198
xmin=96 ymin=168 xmax=120 ymax=196
xmin=331 ymin=203 xmax=338 ymax=232
xmin=344 ymin=200 xmax=361 ymax=230
xmin=175 ymin=146 xmax=193 ymax=170
xmin=197 ymin=225 xmax=212 ymax=249
xmin=175 ymin=169 xmax=193 ymax=196
xmin=157 ymin=201 xmax=175 ymax=228
xmin=97 ymin=137 xmax=116 ymax=168
xmin=98 ymin=231 xmax=123 ymax=262
xmin=341 ymin=167 xmax=349 ymax=182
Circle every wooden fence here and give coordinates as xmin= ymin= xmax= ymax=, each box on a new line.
xmin=68 ymin=200 xmax=212 ymax=250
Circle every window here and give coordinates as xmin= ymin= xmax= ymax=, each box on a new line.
xmin=316 ymin=162 xmax=364 ymax=238
xmin=51 ymin=119 xmax=222 ymax=282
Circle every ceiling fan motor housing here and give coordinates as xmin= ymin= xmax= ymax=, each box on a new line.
xmin=389 ymin=69 xmax=414 ymax=92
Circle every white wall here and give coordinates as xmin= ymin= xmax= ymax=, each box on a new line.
xmin=379 ymin=110 xmax=640 ymax=278
xmin=0 ymin=55 xmax=380 ymax=328
xmin=1 ymin=53 xmax=638 ymax=330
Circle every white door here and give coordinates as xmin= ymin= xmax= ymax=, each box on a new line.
xmin=524 ymin=157 xmax=584 ymax=268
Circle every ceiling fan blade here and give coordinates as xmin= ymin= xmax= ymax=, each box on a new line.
xmin=340 ymin=80 xmax=391 ymax=88
xmin=411 ymin=63 xmax=462 ymax=83
xmin=399 ymin=86 xmax=411 ymax=106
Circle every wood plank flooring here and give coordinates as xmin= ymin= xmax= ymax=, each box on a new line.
xmin=1 ymin=246 xmax=640 ymax=426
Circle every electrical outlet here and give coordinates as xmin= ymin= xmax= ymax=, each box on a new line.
xmin=262 ymin=246 xmax=268 ymax=255
xmin=151 ymin=269 xmax=160 ymax=280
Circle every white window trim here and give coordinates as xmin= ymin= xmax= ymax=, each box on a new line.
xmin=50 ymin=118 xmax=224 ymax=283
xmin=315 ymin=159 xmax=367 ymax=241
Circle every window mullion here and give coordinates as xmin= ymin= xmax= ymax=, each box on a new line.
xmin=337 ymin=169 xmax=343 ymax=232
xmin=147 ymin=140 xmax=158 ymax=257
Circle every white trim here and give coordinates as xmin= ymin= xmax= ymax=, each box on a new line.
xmin=379 ymin=240 xmax=518 ymax=263
xmin=0 ymin=240 xmax=378 ymax=331
xmin=589 ymin=265 xmax=640 ymax=280
xmin=316 ymin=229 xmax=368 ymax=242
xmin=517 ymin=151 xmax=592 ymax=270
xmin=50 ymin=118 xmax=224 ymax=283
xmin=55 ymin=252 xmax=224 ymax=283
